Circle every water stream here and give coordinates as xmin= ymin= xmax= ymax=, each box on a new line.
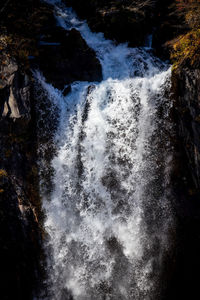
xmin=36 ymin=2 xmax=174 ymax=299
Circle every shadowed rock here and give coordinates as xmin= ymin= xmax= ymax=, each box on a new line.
xmin=37 ymin=27 xmax=102 ymax=89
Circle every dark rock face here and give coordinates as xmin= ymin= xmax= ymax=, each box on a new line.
xmin=0 ymin=173 xmax=41 ymax=300
xmin=172 ymin=66 xmax=200 ymax=188
xmin=0 ymin=128 xmax=42 ymax=300
xmin=152 ymin=0 xmax=187 ymax=60
xmin=163 ymin=152 xmax=200 ymax=300
xmin=0 ymin=55 xmax=43 ymax=299
xmin=37 ymin=27 xmax=102 ymax=89
xmin=165 ymin=62 xmax=200 ymax=300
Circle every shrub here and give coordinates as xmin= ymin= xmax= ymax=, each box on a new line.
xmin=0 ymin=169 xmax=7 ymax=177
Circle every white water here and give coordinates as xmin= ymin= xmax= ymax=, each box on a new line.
xmin=37 ymin=2 xmax=174 ymax=300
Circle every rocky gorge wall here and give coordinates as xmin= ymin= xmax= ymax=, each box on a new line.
xmin=168 ymin=27 xmax=200 ymax=298
xmin=0 ymin=0 xmax=102 ymax=299
xmin=0 ymin=53 xmax=42 ymax=299
xmin=172 ymin=58 xmax=200 ymax=190
xmin=1 ymin=0 xmax=200 ymax=299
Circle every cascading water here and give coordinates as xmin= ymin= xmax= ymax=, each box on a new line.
xmin=36 ymin=2 xmax=175 ymax=299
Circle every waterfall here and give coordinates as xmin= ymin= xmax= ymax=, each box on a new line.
xmin=36 ymin=2 xmax=174 ymax=300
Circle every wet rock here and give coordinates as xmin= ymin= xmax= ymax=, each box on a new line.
xmin=37 ymin=27 xmax=102 ymax=89
xmin=0 ymin=108 xmax=43 ymax=299
xmin=172 ymin=66 xmax=200 ymax=189
xmin=63 ymin=85 xmax=72 ymax=96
